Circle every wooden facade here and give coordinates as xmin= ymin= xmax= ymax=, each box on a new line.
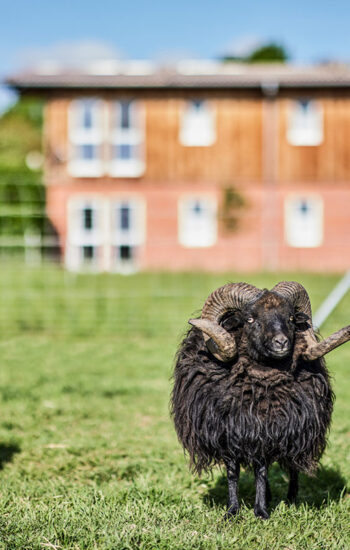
xmin=44 ymin=92 xmax=263 ymax=184
xmin=8 ymin=63 xmax=350 ymax=273
xmin=43 ymin=91 xmax=350 ymax=185
xmin=278 ymin=94 xmax=350 ymax=183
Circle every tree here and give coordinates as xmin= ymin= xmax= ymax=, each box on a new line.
xmin=0 ymin=97 xmax=57 ymax=259
xmin=247 ymin=43 xmax=288 ymax=63
xmin=220 ymin=42 xmax=289 ymax=64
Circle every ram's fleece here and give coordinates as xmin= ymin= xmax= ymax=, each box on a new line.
xmin=172 ymin=281 xmax=350 ymax=519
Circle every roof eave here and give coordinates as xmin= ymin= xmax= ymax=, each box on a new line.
xmin=7 ymin=78 xmax=350 ymax=92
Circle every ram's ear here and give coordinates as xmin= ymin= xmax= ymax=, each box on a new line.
xmin=294 ymin=311 xmax=310 ymax=326
xmin=220 ymin=310 xmax=243 ymax=331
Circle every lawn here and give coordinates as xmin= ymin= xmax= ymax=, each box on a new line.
xmin=0 ymin=265 xmax=349 ymax=549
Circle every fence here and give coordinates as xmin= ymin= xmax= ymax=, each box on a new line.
xmin=0 ymin=261 xmax=348 ymax=343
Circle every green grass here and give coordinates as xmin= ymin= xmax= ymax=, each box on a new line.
xmin=0 ymin=265 xmax=349 ymax=549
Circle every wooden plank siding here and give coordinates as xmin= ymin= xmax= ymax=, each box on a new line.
xmin=45 ymin=91 xmax=350 ymax=186
xmin=44 ymin=98 xmax=70 ymax=182
xmin=44 ymin=93 xmax=263 ymax=185
xmin=144 ymin=95 xmax=263 ymax=183
xmin=278 ymin=94 xmax=350 ymax=183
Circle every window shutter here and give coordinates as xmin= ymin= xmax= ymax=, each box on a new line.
xmin=178 ymin=197 xmax=217 ymax=247
xmin=287 ymin=100 xmax=323 ymax=146
xmin=179 ymin=100 xmax=216 ymax=146
xmin=285 ymin=196 xmax=323 ymax=247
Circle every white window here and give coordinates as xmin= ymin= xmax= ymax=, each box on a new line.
xmin=285 ymin=195 xmax=323 ymax=248
xmin=66 ymin=197 xmax=108 ymax=270
xmin=109 ymin=100 xmax=145 ymax=177
xmin=178 ymin=197 xmax=217 ymax=247
xmin=110 ymin=199 xmax=146 ymax=273
xmin=287 ymin=99 xmax=323 ymax=146
xmin=179 ymin=100 xmax=216 ymax=146
xmin=68 ymin=99 xmax=106 ymax=177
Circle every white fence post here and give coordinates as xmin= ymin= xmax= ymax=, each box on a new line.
xmin=313 ymin=270 xmax=350 ymax=329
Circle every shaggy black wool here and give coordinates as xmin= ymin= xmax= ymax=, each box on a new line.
xmin=171 ymin=326 xmax=334 ymax=477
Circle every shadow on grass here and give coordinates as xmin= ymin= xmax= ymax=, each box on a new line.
xmin=204 ymin=464 xmax=348 ymax=511
xmin=0 ymin=442 xmax=20 ymax=470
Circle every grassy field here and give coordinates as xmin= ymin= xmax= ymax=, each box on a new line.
xmin=0 ymin=265 xmax=349 ymax=549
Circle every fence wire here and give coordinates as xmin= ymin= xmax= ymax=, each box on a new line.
xmin=0 ymin=259 xmax=347 ymax=341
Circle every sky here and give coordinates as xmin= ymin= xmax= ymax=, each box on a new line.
xmin=1 ymin=0 xmax=350 ymax=110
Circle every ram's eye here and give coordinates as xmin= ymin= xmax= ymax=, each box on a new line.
xmin=247 ymin=317 xmax=254 ymax=324
xmin=289 ymin=316 xmax=294 ymax=322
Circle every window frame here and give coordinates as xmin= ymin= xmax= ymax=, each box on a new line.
xmin=66 ymin=196 xmax=109 ymax=271
xmin=108 ymin=100 xmax=145 ymax=178
xmin=68 ymin=98 xmax=106 ymax=177
xmin=109 ymin=197 xmax=146 ymax=274
xmin=65 ymin=195 xmax=146 ymax=273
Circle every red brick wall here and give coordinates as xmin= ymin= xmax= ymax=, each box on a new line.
xmin=46 ymin=180 xmax=350 ymax=273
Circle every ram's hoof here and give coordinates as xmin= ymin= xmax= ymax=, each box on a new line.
xmin=223 ymin=506 xmax=239 ymax=521
xmin=254 ymin=506 xmax=270 ymax=520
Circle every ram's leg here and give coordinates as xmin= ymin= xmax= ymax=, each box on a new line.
xmin=287 ymin=468 xmax=299 ymax=503
xmin=253 ymin=462 xmax=270 ymax=519
xmin=224 ymin=459 xmax=240 ymax=519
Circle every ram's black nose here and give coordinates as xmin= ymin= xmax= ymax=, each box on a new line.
xmin=272 ymin=334 xmax=289 ymax=351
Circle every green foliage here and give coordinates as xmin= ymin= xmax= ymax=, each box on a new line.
xmin=0 ymin=97 xmax=47 ymax=241
xmin=1 ymin=96 xmax=43 ymax=128
xmin=221 ymin=42 xmax=289 ymax=64
xmin=220 ymin=186 xmax=246 ymax=232
xmin=0 ymin=166 xmax=45 ymax=235
xmin=0 ymin=97 xmax=43 ymax=168
xmin=247 ymin=43 xmax=289 ymax=63
xmin=0 ymin=267 xmax=348 ymax=548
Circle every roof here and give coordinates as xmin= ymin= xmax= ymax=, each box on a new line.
xmin=7 ymin=60 xmax=350 ymax=91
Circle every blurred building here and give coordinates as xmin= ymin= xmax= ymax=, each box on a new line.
xmin=7 ymin=60 xmax=350 ymax=272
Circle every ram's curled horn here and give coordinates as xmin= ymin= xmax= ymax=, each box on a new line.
xmin=189 ymin=282 xmax=262 ymax=362
xmin=272 ymin=280 xmax=350 ymax=360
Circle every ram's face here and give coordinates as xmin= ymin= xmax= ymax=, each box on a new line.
xmin=190 ymin=282 xmax=312 ymax=363
xmin=220 ymin=292 xmax=306 ymax=361
xmin=242 ymin=293 xmax=296 ymax=359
